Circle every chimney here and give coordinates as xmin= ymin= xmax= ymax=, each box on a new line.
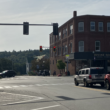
xmin=73 ymin=11 xmax=77 ymax=17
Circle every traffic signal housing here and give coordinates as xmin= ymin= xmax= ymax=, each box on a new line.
xmin=23 ymin=22 xmax=29 ymax=35
xmin=53 ymin=23 xmax=58 ymax=35
xmin=53 ymin=46 xmax=56 ymax=52
xmin=40 ymin=46 xmax=42 ymax=52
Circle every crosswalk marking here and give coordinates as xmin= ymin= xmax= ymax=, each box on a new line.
xmin=20 ymin=85 xmax=27 ymax=87
xmin=0 ymin=83 xmax=74 ymax=89
xmin=4 ymin=86 xmax=12 ymax=88
xmin=12 ymin=86 xmax=19 ymax=88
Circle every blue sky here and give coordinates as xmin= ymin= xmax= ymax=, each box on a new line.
xmin=0 ymin=0 xmax=110 ymax=52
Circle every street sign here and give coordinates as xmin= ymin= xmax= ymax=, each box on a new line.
xmin=66 ymin=54 xmax=69 ymax=58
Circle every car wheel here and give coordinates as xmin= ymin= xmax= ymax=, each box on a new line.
xmin=90 ymin=83 xmax=93 ymax=87
xmin=105 ymin=80 xmax=110 ymax=90
xmin=75 ymin=79 xmax=79 ymax=86
xmin=101 ymin=83 xmax=105 ymax=87
xmin=84 ymin=80 xmax=88 ymax=87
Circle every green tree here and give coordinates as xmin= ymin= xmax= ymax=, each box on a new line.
xmin=56 ymin=60 xmax=66 ymax=75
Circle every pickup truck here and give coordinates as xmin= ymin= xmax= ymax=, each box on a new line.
xmin=104 ymin=74 xmax=110 ymax=90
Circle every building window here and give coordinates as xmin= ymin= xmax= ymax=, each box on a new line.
xmin=56 ymin=59 xmax=57 ymax=63
xmin=78 ymin=22 xmax=84 ymax=32
xmin=95 ymin=41 xmax=100 ymax=51
xmin=90 ymin=21 xmax=95 ymax=31
xmin=65 ymin=45 xmax=68 ymax=54
xmin=63 ymin=28 xmax=67 ymax=38
xmin=70 ymin=25 xmax=73 ymax=34
xmin=79 ymin=41 xmax=84 ymax=52
xmin=98 ymin=22 xmax=103 ymax=31
xmin=107 ymin=22 xmax=110 ymax=32
xmin=70 ymin=43 xmax=72 ymax=53
xmin=53 ymin=60 xmax=54 ymax=64
xmin=59 ymin=32 xmax=61 ymax=40
xmin=52 ymin=35 xmax=54 ymax=43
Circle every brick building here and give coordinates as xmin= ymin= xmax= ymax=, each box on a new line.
xmin=50 ymin=11 xmax=110 ymax=75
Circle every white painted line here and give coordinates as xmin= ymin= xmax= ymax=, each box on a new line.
xmin=32 ymin=105 xmax=60 ymax=110
xmin=51 ymin=84 xmax=58 ymax=85
xmin=28 ymin=85 xmax=34 ymax=87
xmin=12 ymin=86 xmax=19 ymax=88
xmin=41 ymin=84 xmax=49 ymax=86
xmin=4 ymin=86 xmax=12 ymax=88
xmin=2 ymin=97 xmax=44 ymax=106
xmin=36 ymin=84 xmax=42 ymax=86
xmin=2 ymin=92 xmax=42 ymax=98
xmin=20 ymin=85 xmax=27 ymax=87
xmin=0 ymin=87 xmax=3 ymax=89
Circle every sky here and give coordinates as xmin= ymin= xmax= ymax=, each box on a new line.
xmin=0 ymin=0 xmax=110 ymax=52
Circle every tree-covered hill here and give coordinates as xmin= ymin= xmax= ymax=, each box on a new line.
xmin=0 ymin=49 xmax=50 ymax=75
xmin=0 ymin=49 xmax=49 ymax=64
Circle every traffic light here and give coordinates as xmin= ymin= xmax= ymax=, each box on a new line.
xmin=40 ymin=46 xmax=42 ymax=52
xmin=23 ymin=22 xmax=29 ymax=35
xmin=53 ymin=46 xmax=56 ymax=52
xmin=53 ymin=23 xmax=58 ymax=35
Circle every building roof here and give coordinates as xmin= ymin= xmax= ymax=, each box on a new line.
xmin=34 ymin=54 xmax=46 ymax=60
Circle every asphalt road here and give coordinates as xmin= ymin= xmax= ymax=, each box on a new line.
xmin=0 ymin=76 xmax=110 ymax=110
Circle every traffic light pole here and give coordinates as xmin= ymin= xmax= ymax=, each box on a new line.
xmin=0 ymin=23 xmax=53 ymax=26
xmin=0 ymin=23 xmax=58 ymax=35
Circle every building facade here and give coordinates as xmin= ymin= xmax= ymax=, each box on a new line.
xmin=50 ymin=11 xmax=110 ymax=75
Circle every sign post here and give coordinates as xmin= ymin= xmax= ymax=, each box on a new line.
xmin=66 ymin=55 xmax=69 ymax=73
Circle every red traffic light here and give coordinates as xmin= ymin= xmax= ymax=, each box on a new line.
xmin=40 ymin=46 xmax=42 ymax=52
xmin=53 ymin=46 xmax=56 ymax=52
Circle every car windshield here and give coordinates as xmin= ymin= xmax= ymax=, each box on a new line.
xmin=90 ymin=69 xmax=104 ymax=74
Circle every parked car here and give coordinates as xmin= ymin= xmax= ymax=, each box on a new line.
xmin=38 ymin=70 xmax=43 ymax=76
xmin=74 ymin=67 xmax=105 ymax=87
xmin=104 ymin=73 xmax=110 ymax=90
xmin=0 ymin=70 xmax=16 ymax=78
xmin=42 ymin=70 xmax=50 ymax=76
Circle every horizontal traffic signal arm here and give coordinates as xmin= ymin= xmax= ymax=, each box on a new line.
xmin=0 ymin=23 xmax=58 ymax=35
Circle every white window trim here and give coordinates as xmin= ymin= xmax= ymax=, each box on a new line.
xmin=98 ymin=22 xmax=103 ymax=32
xmin=78 ymin=22 xmax=84 ymax=32
xmin=70 ymin=25 xmax=73 ymax=34
xmin=79 ymin=41 xmax=84 ymax=52
xmin=107 ymin=22 xmax=110 ymax=32
xmin=95 ymin=41 xmax=100 ymax=51
xmin=90 ymin=21 xmax=95 ymax=31
xmin=59 ymin=32 xmax=61 ymax=40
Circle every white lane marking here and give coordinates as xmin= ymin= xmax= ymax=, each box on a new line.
xmin=32 ymin=105 xmax=60 ymax=110
xmin=2 ymin=97 xmax=44 ymax=106
xmin=0 ymin=87 xmax=3 ymax=89
xmin=36 ymin=84 xmax=42 ymax=86
xmin=42 ymin=84 xmax=49 ymax=85
xmin=2 ymin=92 xmax=40 ymax=98
xmin=51 ymin=84 xmax=58 ymax=85
xmin=12 ymin=86 xmax=19 ymax=88
xmin=28 ymin=85 xmax=34 ymax=87
xmin=4 ymin=86 xmax=12 ymax=88
xmin=20 ymin=85 xmax=27 ymax=87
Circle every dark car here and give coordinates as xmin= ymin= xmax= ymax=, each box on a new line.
xmin=38 ymin=70 xmax=43 ymax=76
xmin=1 ymin=70 xmax=16 ymax=78
xmin=42 ymin=70 xmax=50 ymax=76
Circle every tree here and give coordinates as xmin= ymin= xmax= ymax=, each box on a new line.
xmin=56 ymin=60 xmax=66 ymax=75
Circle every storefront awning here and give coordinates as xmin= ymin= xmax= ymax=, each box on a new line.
xmin=68 ymin=52 xmax=110 ymax=60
